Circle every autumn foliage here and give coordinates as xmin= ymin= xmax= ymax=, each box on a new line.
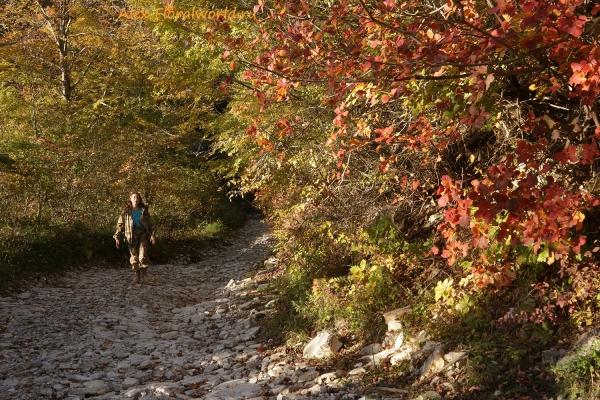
xmin=208 ymin=0 xmax=600 ymax=335
xmin=225 ymin=2 xmax=597 ymax=262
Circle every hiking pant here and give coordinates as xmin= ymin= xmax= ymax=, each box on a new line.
xmin=128 ymin=226 xmax=150 ymax=271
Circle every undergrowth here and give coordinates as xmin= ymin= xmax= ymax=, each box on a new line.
xmin=256 ymin=213 xmax=600 ymax=399
xmin=552 ymin=340 xmax=600 ymax=399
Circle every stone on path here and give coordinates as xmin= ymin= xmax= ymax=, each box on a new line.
xmin=83 ymin=380 xmax=110 ymax=396
xmin=121 ymin=377 xmax=139 ymax=390
xmin=206 ymin=379 xmax=264 ymax=398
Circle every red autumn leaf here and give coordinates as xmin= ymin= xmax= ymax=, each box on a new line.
xmin=277 ymin=119 xmax=290 ymax=129
xmin=494 ymin=175 xmax=510 ymax=191
xmin=568 ymin=15 xmax=587 ymax=37
xmin=473 ymin=236 xmax=489 ymax=248
xmin=438 ymin=195 xmax=449 ymax=207
xmin=458 ymin=214 xmax=470 ymax=227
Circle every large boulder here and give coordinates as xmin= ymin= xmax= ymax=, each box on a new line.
xmin=303 ymin=331 xmax=342 ymax=359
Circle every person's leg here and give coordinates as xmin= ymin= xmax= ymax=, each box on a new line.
xmin=139 ymin=236 xmax=150 ymax=283
xmin=128 ymin=235 xmax=142 ymax=284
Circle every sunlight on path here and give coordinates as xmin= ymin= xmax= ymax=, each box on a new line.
xmin=0 ymin=216 xmax=275 ymax=399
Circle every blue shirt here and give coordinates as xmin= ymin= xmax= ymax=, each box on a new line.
xmin=131 ymin=208 xmax=143 ymax=228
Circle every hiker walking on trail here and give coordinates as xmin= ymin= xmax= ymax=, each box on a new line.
xmin=114 ymin=192 xmax=156 ymax=284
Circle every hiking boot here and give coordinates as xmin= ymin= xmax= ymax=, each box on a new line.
xmin=141 ymin=268 xmax=149 ymax=283
xmin=133 ymin=270 xmax=141 ymax=284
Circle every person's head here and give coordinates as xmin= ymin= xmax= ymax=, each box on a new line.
xmin=127 ymin=192 xmax=145 ymax=210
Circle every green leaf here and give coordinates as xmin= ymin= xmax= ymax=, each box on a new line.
xmin=537 ymin=247 xmax=549 ymax=263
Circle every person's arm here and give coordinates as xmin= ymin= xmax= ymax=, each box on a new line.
xmin=145 ymin=208 xmax=156 ymax=245
xmin=114 ymin=213 xmax=125 ymax=249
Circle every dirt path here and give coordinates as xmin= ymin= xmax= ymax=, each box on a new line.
xmin=0 ymin=216 xmax=371 ymax=400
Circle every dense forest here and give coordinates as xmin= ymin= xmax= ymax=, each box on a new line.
xmin=2 ymin=0 xmax=600 ymax=397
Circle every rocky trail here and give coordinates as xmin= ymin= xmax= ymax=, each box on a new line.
xmin=0 ymin=215 xmax=479 ymax=400
xmin=0 ymin=216 xmax=375 ymax=400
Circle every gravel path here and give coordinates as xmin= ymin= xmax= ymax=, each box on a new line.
xmin=0 ymin=216 xmax=371 ymax=400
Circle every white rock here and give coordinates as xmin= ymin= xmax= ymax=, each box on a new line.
xmin=180 ymin=375 xmax=208 ymax=387
xmin=361 ymin=348 xmax=397 ymax=365
xmin=413 ymin=330 xmax=429 ymax=344
xmin=390 ymin=349 xmax=412 ymax=366
xmin=303 ymin=331 xmax=342 ymax=359
xmin=297 ymin=370 xmax=319 ymax=382
xmin=146 ymin=382 xmax=184 ymax=395
xmin=443 ymin=351 xmax=469 ymax=365
xmin=419 ymin=345 xmax=445 ymax=378
xmin=394 ymin=332 xmax=405 ymax=349
xmin=317 ymin=372 xmax=339 ymax=384
xmin=246 ymin=326 xmax=261 ymax=337
xmin=382 ymin=307 xmax=410 ymax=331
xmin=207 ymin=379 xmax=263 ymax=398
xmin=359 ymin=343 xmax=382 ymax=355
xmin=348 ymin=367 xmax=366 ymax=376
xmin=212 ymin=351 xmax=233 ymax=361
xmin=161 ymin=331 xmax=178 ymax=340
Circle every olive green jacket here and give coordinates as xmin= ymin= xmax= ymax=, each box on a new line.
xmin=113 ymin=206 xmax=156 ymax=243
